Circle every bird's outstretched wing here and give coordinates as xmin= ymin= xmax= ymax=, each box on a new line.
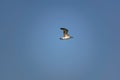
xmin=60 ymin=28 xmax=69 ymax=37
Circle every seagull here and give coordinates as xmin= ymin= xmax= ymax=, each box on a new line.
xmin=60 ymin=28 xmax=73 ymax=40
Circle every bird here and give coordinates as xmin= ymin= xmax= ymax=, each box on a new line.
xmin=60 ymin=28 xmax=73 ymax=40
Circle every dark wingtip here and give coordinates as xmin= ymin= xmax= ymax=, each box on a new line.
xmin=60 ymin=28 xmax=64 ymax=30
xmin=60 ymin=28 xmax=68 ymax=31
xmin=70 ymin=36 xmax=74 ymax=38
xmin=59 ymin=38 xmax=64 ymax=40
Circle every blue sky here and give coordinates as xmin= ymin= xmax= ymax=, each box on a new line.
xmin=0 ymin=0 xmax=120 ymax=80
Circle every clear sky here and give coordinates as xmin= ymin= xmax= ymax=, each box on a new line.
xmin=0 ymin=0 xmax=120 ymax=80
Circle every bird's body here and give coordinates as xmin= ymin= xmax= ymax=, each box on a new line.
xmin=60 ymin=28 xmax=73 ymax=40
xmin=60 ymin=35 xmax=71 ymax=40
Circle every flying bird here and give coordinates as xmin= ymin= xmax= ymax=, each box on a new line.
xmin=60 ymin=28 xmax=73 ymax=40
